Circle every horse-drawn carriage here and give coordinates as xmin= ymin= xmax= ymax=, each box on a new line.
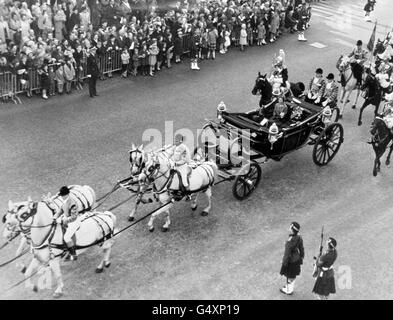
xmin=195 ymin=99 xmax=344 ymax=200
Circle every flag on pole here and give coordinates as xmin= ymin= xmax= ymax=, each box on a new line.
xmin=367 ymin=21 xmax=377 ymax=52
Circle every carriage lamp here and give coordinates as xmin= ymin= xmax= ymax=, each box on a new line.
xmin=322 ymin=106 xmax=333 ymax=125
xmin=268 ymin=122 xmax=281 ymax=149
xmin=217 ymin=101 xmax=227 ymax=120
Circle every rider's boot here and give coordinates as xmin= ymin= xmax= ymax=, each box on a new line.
xmin=66 ymin=241 xmax=77 ymax=261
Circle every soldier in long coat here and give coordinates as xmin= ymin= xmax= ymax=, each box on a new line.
xmin=280 ymin=222 xmax=305 ymax=295
xmin=312 ymin=238 xmax=338 ymax=300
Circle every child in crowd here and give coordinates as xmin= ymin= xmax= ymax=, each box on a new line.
xmin=239 ymin=23 xmax=247 ymax=51
xmin=121 ymin=48 xmax=130 ymax=78
xmin=148 ymin=38 xmax=159 ymax=77
xmin=258 ymin=21 xmax=267 ymax=46
xmin=132 ymin=47 xmax=139 ymax=76
xmin=48 ymin=64 xmax=56 ymax=96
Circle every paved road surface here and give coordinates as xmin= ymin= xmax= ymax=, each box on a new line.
xmin=1 ymin=0 xmax=392 ymax=300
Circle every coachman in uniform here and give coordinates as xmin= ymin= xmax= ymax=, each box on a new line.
xmin=312 ymin=237 xmax=338 ymax=300
xmin=87 ymin=46 xmax=100 ymax=98
xmin=279 ymin=222 xmax=305 ymax=295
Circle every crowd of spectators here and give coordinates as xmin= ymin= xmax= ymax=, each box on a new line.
xmin=0 ymin=0 xmax=314 ymax=100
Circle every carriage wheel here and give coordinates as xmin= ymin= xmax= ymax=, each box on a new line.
xmin=232 ymin=162 xmax=261 ymax=200
xmin=312 ymin=123 xmax=344 ymax=166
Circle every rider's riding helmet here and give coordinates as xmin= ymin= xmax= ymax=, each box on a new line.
xmin=357 ymin=40 xmax=363 ymax=47
xmin=59 ymin=186 xmax=70 ymax=196
xmin=326 ymin=73 xmax=335 ymax=80
xmin=175 ymin=134 xmax=184 ymax=145
xmin=316 ymin=68 xmax=323 ymax=75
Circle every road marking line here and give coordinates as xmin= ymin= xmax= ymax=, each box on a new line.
xmin=309 ymin=42 xmax=328 ymax=49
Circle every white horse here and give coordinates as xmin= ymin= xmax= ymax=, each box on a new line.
xmin=3 ymin=198 xmax=116 ymax=298
xmin=126 ymin=144 xmax=154 ymax=222
xmin=137 ymin=147 xmax=218 ymax=232
xmin=336 ymin=54 xmax=362 ymax=117
xmin=2 ymin=185 xmax=96 ymax=273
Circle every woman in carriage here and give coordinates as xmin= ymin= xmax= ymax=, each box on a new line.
xmin=268 ymin=49 xmax=291 ymax=96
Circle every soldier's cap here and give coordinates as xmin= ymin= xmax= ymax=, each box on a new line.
xmin=59 ymin=186 xmax=70 ymax=196
xmin=316 ymin=68 xmax=323 ymax=74
xmin=327 ymin=73 xmax=334 ymax=80
xmin=328 ymin=237 xmax=337 ymax=248
xmin=290 ymin=222 xmax=300 ymax=232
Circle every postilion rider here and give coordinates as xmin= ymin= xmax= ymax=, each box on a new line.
xmin=53 ymin=186 xmax=81 ymax=261
xmin=172 ymin=134 xmax=192 ymax=192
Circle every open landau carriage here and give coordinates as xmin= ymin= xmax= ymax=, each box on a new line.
xmin=195 ymin=99 xmax=344 ymax=200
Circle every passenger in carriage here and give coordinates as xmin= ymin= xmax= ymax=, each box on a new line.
xmin=269 ymin=49 xmax=291 ymax=95
xmin=319 ymin=73 xmax=339 ymax=108
xmin=305 ymin=68 xmax=326 ymax=105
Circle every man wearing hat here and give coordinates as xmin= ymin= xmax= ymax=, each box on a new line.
xmin=280 ymin=222 xmax=305 ymax=295
xmin=320 ymin=73 xmax=339 ymax=108
xmin=171 ymin=134 xmax=192 ymax=192
xmin=312 ymin=237 xmax=338 ymax=300
xmin=348 ymin=40 xmax=368 ymax=86
xmin=86 ymin=46 xmax=100 ymax=98
xmin=305 ymin=68 xmax=326 ymax=105
xmin=53 ymin=186 xmax=79 ymax=260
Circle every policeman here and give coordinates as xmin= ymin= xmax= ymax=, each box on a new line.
xmin=280 ymin=222 xmax=305 ymax=295
xmin=173 ymin=134 xmax=192 ymax=192
xmin=312 ymin=237 xmax=338 ymax=300
xmin=53 ymin=186 xmax=79 ymax=261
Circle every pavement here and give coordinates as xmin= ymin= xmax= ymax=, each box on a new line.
xmin=0 ymin=0 xmax=393 ymax=300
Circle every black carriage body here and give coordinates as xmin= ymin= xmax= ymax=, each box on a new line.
xmin=219 ymin=101 xmax=324 ymax=160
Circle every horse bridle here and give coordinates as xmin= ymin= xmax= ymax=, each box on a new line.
xmin=129 ymin=149 xmax=146 ymax=175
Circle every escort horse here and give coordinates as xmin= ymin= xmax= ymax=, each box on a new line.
xmin=369 ymin=115 xmax=393 ymax=176
xmin=2 ymin=186 xmax=117 ymax=298
xmin=336 ymin=54 xmax=363 ymax=118
xmin=127 ymin=144 xmax=218 ymax=232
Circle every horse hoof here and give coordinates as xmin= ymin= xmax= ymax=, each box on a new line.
xmin=149 ymin=227 xmax=154 ymax=233
xmin=191 ymin=206 xmax=198 ymax=211
xmin=346 ymin=100 xmax=350 ymax=103
xmin=21 ymin=266 xmax=27 ymax=274
xmin=358 ymin=121 xmax=362 ymax=126
xmin=339 ymin=114 xmax=343 ymax=119
xmin=33 ymin=285 xmax=38 ymax=293
xmin=53 ymin=292 xmax=63 ymax=299
xmin=373 ymin=170 xmax=377 ymax=177
xmin=201 ymin=211 xmax=209 ymax=217
xmin=161 ymin=227 xmax=169 ymax=232
xmin=95 ymin=267 xmax=104 ymax=273
xmin=128 ymin=216 xmax=135 ymax=222
xmin=105 ymin=262 xmax=111 ymax=268
xmin=352 ymin=105 xmax=356 ymax=109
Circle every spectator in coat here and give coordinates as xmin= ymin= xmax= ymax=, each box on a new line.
xmin=174 ymin=28 xmax=183 ymax=63
xmin=53 ymin=6 xmax=67 ymax=41
xmin=86 ymin=46 xmax=100 ymax=97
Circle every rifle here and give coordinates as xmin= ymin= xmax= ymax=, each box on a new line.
xmin=312 ymin=226 xmax=324 ymax=278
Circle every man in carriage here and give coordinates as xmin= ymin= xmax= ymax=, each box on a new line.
xmin=346 ymin=40 xmax=368 ymax=87
xmin=319 ymin=73 xmax=339 ymax=108
xmin=305 ymin=68 xmax=326 ymax=105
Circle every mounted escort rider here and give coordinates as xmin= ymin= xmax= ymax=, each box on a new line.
xmin=305 ymin=68 xmax=326 ymax=105
xmin=52 ymin=186 xmax=79 ymax=261
xmin=344 ymin=40 xmax=367 ymax=87
xmin=375 ymin=58 xmax=393 ymax=95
